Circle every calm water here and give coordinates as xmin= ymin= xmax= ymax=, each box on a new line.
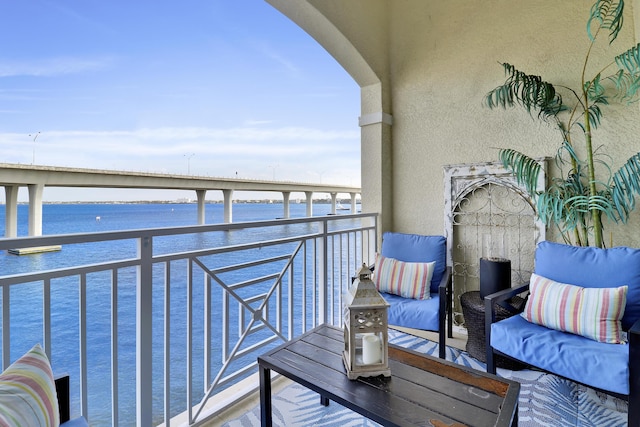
xmin=0 ymin=202 xmax=341 ymax=425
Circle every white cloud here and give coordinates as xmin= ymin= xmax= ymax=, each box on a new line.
xmin=0 ymin=125 xmax=361 ymax=184
xmin=243 ymin=119 xmax=273 ymax=126
xmin=251 ymin=40 xmax=301 ymax=78
xmin=0 ymin=56 xmax=114 ymax=77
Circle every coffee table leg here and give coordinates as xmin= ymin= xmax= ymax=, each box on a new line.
xmin=320 ymin=394 xmax=329 ymax=406
xmin=259 ymin=365 xmax=272 ymax=427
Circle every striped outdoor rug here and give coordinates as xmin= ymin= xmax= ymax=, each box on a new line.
xmin=223 ymin=329 xmax=628 ymax=426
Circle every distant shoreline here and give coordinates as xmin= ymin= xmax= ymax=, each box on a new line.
xmin=5 ymin=199 xmax=357 ymax=205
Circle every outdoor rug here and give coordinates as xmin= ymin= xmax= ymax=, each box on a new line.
xmin=223 ymin=329 xmax=628 ymax=426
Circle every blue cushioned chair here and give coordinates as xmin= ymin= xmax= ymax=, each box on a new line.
xmin=485 ymin=241 xmax=640 ymax=426
xmin=378 ymin=232 xmax=452 ymax=359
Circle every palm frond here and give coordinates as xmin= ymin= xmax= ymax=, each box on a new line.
xmin=585 ymin=73 xmax=606 ymax=101
xmin=587 ymin=104 xmax=603 ymax=129
xmin=608 ymin=70 xmax=640 ymax=101
xmin=610 ymin=44 xmax=640 ymax=101
xmin=565 ymin=194 xmax=615 ymax=216
xmin=556 ymin=140 xmax=582 ymax=168
xmin=610 ymin=152 xmax=640 ymax=221
xmin=498 ymin=148 xmax=541 ymax=195
xmin=485 ymin=63 xmax=564 ymax=120
xmin=536 ymin=192 xmax=569 ymax=227
xmin=588 ymin=0 xmax=625 ymax=43
xmin=615 ymin=43 xmax=640 ymax=74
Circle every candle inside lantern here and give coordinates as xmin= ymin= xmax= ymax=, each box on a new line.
xmin=362 ymin=334 xmax=381 ymax=364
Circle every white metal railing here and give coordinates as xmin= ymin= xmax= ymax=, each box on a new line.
xmin=0 ymin=213 xmax=377 ymax=426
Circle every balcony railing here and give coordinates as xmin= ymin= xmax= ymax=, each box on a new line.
xmin=0 ymin=212 xmax=377 ymax=426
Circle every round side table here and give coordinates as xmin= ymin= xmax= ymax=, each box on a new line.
xmin=460 ymin=290 xmax=527 ymax=370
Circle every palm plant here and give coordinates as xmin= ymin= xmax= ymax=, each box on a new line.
xmin=485 ymin=0 xmax=640 ymax=248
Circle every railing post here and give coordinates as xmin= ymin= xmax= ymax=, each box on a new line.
xmin=137 ymin=236 xmax=153 ymax=427
xmin=318 ymin=220 xmax=328 ymax=325
xmin=362 ymin=215 xmax=378 ymax=264
xmin=2 ymin=285 xmax=9 ymax=370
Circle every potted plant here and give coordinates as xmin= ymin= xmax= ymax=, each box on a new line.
xmin=485 ymin=0 xmax=640 ymax=248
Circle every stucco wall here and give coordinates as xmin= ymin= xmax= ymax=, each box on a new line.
xmin=388 ymin=0 xmax=640 ymax=247
xmin=272 ymin=0 xmax=640 ymax=248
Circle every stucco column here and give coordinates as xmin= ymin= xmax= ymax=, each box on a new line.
xmin=28 ymin=183 xmax=44 ymax=236
xmin=196 ymin=189 xmax=206 ymax=225
xmin=4 ymin=186 xmax=19 ymax=237
xmin=360 ymin=82 xmax=393 ymax=240
xmin=282 ymin=191 xmax=291 ymax=219
xmin=222 ymin=190 xmax=233 ymax=223
xmin=305 ymin=191 xmax=313 ymax=217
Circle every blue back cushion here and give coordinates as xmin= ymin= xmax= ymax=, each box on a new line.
xmin=380 ymin=232 xmax=446 ymax=294
xmin=535 ymin=241 xmax=640 ymax=330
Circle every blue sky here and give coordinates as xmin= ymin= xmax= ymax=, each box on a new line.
xmin=0 ymin=1 xmax=360 ymax=201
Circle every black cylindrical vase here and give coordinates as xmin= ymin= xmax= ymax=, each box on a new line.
xmin=479 ymin=257 xmax=511 ymax=299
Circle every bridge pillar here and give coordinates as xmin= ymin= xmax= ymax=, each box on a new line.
xmin=4 ymin=186 xmax=19 ymax=237
xmin=223 ymin=190 xmax=233 ymax=223
xmin=330 ymin=193 xmax=338 ymax=215
xmin=196 ymin=190 xmax=206 ymax=225
xmin=28 ymin=184 xmax=44 ymax=236
xmin=305 ymin=191 xmax=313 ymax=217
xmin=350 ymin=192 xmax=358 ymax=213
xmin=282 ymin=191 xmax=291 ymax=219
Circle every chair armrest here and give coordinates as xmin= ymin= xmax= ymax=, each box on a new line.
xmin=438 ymin=266 xmax=453 ymax=358
xmin=437 ymin=265 xmax=452 ymax=294
xmin=484 ymin=283 xmax=529 ymax=318
xmin=629 ymin=319 xmax=640 ymax=385
xmin=484 ymin=283 xmax=529 ymax=374
xmin=54 ymin=373 xmax=71 ymax=423
xmin=630 ymin=318 xmax=640 ymax=425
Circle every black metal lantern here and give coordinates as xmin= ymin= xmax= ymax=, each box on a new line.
xmin=342 ymin=264 xmax=391 ymax=380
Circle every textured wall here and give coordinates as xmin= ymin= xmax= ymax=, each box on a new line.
xmin=272 ymin=0 xmax=640 ymax=247
xmin=388 ymin=0 xmax=640 ymax=246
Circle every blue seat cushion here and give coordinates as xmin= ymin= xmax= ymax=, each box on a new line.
xmin=492 ymin=315 xmax=629 ymax=395
xmin=380 ymin=232 xmax=446 ymax=294
xmin=535 ymin=241 xmax=640 ymax=330
xmin=382 ymin=292 xmax=440 ymax=331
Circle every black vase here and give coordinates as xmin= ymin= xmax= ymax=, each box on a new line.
xmin=479 ymin=257 xmax=511 ymax=299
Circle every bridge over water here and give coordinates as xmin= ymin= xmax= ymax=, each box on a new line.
xmin=0 ymin=163 xmax=361 ymax=237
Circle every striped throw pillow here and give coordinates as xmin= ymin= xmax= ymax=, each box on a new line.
xmin=521 ymin=273 xmax=628 ymax=344
xmin=374 ymin=253 xmax=435 ymax=300
xmin=0 ymin=343 xmax=59 ymax=427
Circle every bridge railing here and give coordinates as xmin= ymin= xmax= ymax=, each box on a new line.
xmin=0 ymin=213 xmax=377 ymax=426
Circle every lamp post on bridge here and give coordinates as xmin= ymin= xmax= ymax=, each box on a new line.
xmin=268 ymin=163 xmax=279 ymax=180
xmin=29 ymin=132 xmax=40 ymax=165
xmin=184 ymin=153 xmax=195 ymax=175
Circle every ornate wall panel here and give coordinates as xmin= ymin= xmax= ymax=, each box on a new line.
xmin=444 ymin=161 xmax=547 ymax=325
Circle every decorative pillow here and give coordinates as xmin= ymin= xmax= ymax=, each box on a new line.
xmin=521 ymin=273 xmax=628 ymax=344
xmin=0 ymin=343 xmax=59 ymax=427
xmin=373 ymin=253 xmax=435 ymax=300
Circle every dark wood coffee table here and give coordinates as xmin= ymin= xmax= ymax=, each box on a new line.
xmin=258 ymin=324 xmax=519 ymax=427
